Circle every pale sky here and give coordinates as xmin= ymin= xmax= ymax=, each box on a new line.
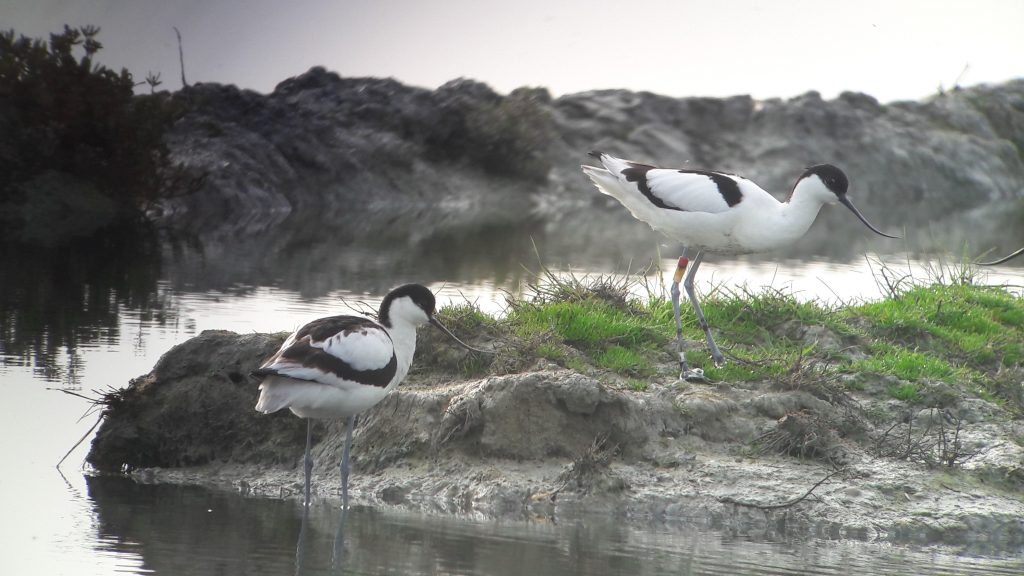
xmin=3 ymin=0 xmax=1022 ymax=102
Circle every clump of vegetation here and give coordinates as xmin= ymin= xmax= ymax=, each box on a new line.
xmin=416 ymin=254 xmax=1022 ymax=416
xmin=626 ymin=379 xmax=649 ymax=392
xmin=872 ymin=407 xmax=987 ymax=468
xmin=853 ymin=345 xmax=958 ymax=384
xmin=845 ymin=258 xmax=1024 ymax=410
xmin=412 ymin=300 xmax=503 ymax=378
xmin=0 ymin=25 xmax=183 ymax=237
xmin=888 ymin=381 xmax=923 ymax=402
xmin=703 ymin=285 xmax=842 ymax=343
xmin=556 ymin=435 xmax=625 ymax=495
xmin=853 ymin=284 xmax=1024 ymax=370
xmin=505 ymin=266 xmax=668 ymax=378
xmin=756 ymin=410 xmax=846 ymax=467
xmin=647 ymin=260 xmax=1022 ymax=414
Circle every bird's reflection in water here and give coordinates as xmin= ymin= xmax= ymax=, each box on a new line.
xmin=295 ymin=503 xmax=350 ymax=575
xmin=331 ymin=505 xmax=350 ymax=570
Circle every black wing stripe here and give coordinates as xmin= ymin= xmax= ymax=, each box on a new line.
xmin=253 ymin=336 xmax=398 ymax=388
xmin=621 ymin=163 xmax=685 ymax=212
xmin=679 ymin=169 xmax=743 ymax=207
xmin=253 ymin=323 xmax=397 ymax=385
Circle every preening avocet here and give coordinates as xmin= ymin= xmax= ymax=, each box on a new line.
xmin=583 ymin=151 xmax=899 ymax=380
xmin=979 ymin=246 xmax=1024 ymax=265
xmin=253 ymin=283 xmax=487 ymax=507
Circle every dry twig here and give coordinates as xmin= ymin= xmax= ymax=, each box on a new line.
xmin=718 ymin=469 xmax=841 ymax=510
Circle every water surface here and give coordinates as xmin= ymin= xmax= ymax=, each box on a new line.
xmin=10 ymin=475 xmax=1022 ymax=576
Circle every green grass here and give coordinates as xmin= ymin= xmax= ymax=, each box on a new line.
xmin=849 ymin=284 xmax=1024 ymax=369
xmin=508 ymin=299 xmax=665 ymax=348
xmin=849 ymin=344 xmax=958 ymax=382
xmin=506 ymin=292 xmax=666 ymax=378
xmin=596 ymin=345 xmax=652 ymax=375
xmin=435 ymin=301 xmax=501 ymax=333
xmin=419 ymin=301 xmax=502 ymax=377
xmin=535 ymin=343 xmax=565 ymax=362
xmin=700 ymin=286 xmax=842 ymax=345
xmin=888 ymin=382 xmax=922 ymax=402
xmin=682 ymin=347 xmax=796 ymax=382
xmin=443 ymin=264 xmax=1023 ymax=411
xmin=565 ymin=357 xmax=589 ymax=374
xmin=626 ymin=379 xmax=649 ymax=392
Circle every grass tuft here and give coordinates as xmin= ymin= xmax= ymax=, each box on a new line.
xmin=850 ymin=284 xmax=1024 ymax=370
xmin=850 ymin=345 xmax=957 ymax=382
xmin=505 ymin=260 xmax=667 ymax=377
xmin=419 ymin=252 xmax=1023 ymax=414
xmin=888 ymin=382 xmax=922 ymax=402
xmin=596 ymin=345 xmax=652 ymax=375
xmin=626 ymin=379 xmax=650 ymax=392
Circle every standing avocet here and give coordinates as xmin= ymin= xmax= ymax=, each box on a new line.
xmin=583 ymin=151 xmax=899 ymax=380
xmin=253 ymin=283 xmax=486 ymax=507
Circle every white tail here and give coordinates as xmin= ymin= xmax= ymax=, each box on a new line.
xmin=254 ymin=376 xmax=292 ymax=414
xmin=581 ymin=164 xmax=622 ymax=199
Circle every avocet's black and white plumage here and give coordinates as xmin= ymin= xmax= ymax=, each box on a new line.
xmin=583 ymin=151 xmax=898 ymax=380
xmin=253 ymin=283 xmax=485 ymax=507
xmin=979 ymin=246 xmax=1024 ymax=266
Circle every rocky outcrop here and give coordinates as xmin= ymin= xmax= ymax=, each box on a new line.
xmin=158 ymin=71 xmax=546 ymax=236
xmin=157 ymin=69 xmax=1024 ymax=237
xmin=88 ymin=329 xmax=1024 ymax=551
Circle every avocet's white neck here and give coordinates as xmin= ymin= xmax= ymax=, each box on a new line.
xmin=385 ymin=321 xmax=418 ymax=390
xmin=778 ymin=195 xmax=826 ymax=243
xmin=755 ymin=175 xmax=835 ymax=249
xmin=379 ymin=296 xmax=431 ymax=390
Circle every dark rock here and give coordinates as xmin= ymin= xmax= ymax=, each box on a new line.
xmin=155 ymin=70 xmax=1024 ymax=240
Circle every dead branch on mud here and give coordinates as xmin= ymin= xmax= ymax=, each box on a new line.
xmin=718 ymin=469 xmax=841 ymax=510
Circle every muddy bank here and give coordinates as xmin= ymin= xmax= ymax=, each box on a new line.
xmin=87 ymin=329 xmax=1024 ymax=552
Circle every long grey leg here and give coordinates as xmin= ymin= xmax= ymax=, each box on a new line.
xmin=670 ymin=248 xmax=691 ymax=379
xmin=340 ymin=414 xmax=356 ymax=509
xmin=303 ymin=419 xmax=313 ymax=507
xmin=683 ymin=251 xmax=725 ymax=367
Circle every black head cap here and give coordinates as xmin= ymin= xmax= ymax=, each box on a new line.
xmin=802 ymin=164 xmax=849 ymax=196
xmin=379 ymin=284 xmax=435 ymax=326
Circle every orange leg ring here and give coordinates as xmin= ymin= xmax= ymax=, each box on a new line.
xmin=673 ymin=257 xmax=689 ymax=284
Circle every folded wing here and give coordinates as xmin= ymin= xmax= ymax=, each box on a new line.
xmin=254 ymin=316 xmax=397 ymax=389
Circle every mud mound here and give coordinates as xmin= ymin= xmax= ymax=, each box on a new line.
xmin=88 ymin=330 xmax=306 ymax=471
xmin=87 ymin=330 xmax=1024 ymax=551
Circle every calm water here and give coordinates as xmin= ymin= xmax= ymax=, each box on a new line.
xmin=2 ymin=204 xmax=1024 ymax=575
xmin=6 ymin=475 xmax=1024 ymax=576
